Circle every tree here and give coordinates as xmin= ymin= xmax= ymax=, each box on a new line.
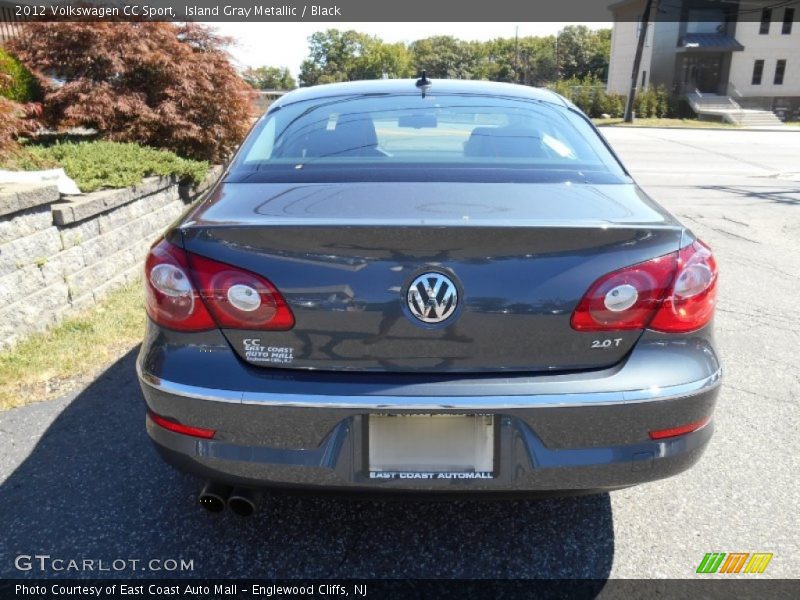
xmin=242 ymin=66 xmax=296 ymax=90
xmin=555 ymin=26 xmax=611 ymax=81
xmin=479 ymin=36 xmax=558 ymax=85
xmin=8 ymin=22 xmax=254 ymax=163
xmin=408 ymin=36 xmax=482 ymax=80
xmin=299 ymin=29 xmax=413 ymax=86
xmin=296 ymin=27 xmax=612 ymax=88
xmin=352 ymin=41 xmax=413 ymax=81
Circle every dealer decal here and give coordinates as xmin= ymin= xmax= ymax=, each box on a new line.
xmin=243 ymin=339 xmax=294 ymax=365
xmin=369 ymin=472 xmax=494 ymax=480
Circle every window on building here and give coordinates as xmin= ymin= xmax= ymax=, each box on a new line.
xmin=752 ymin=60 xmax=764 ymax=85
xmin=760 ymin=8 xmax=772 ymax=34
xmin=783 ymin=8 xmax=794 ymax=34
xmin=774 ymin=60 xmax=786 ymax=85
xmin=641 ymin=70 xmax=647 ymax=88
xmin=687 ymin=9 xmax=726 ymax=34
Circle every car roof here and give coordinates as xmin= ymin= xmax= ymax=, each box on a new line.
xmin=270 ymin=79 xmax=571 ymax=110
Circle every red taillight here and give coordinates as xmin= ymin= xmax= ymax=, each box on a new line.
xmin=187 ymin=253 xmax=295 ymax=330
xmin=148 ymin=410 xmax=216 ymax=439
xmin=144 ymin=239 xmax=216 ymax=331
xmin=649 ymin=240 xmax=717 ymax=333
xmin=570 ymin=252 xmax=678 ymax=331
xmin=144 ymin=238 xmax=295 ymax=331
xmin=649 ymin=416 xmax=710 ymax=440
xmin=570 ymin=239 xmax=717 ymax=333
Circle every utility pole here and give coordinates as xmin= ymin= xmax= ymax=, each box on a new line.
xmin=514 ymin=26 xmax=519 ymax=83
xmin=624 ymin=0 xmax=657 ymax=123
xmin=554 ymin=31 xmax=560 ymax=81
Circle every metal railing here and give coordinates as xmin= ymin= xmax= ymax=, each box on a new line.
xmin=724 ymin=82 xmax=744 ymax=100
xmin=687 ymin=88 xmax=741 ymax=111
xmin=686 ymin=89 xmax=744 ymax=124
xmin=0 ymin=5 xmax=22 ymax=43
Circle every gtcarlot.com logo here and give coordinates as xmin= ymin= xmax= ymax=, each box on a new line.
xmin=697 ymin=552 xmax=773 ymax=574
xmin=14 ymin=554 xmax=194 ymax=573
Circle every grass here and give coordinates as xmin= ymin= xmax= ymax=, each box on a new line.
xmin=785 ymin=121 xmax=800 ymax=127
xmin=0 ymin=279 xmax=145 ymax=411
xmin=593 ymin=117 xmax=740 ymax=129
xmin=1 ymin=140 xmax=209 ymax=193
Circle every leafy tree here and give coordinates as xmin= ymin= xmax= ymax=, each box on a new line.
xmin=556 ymin=26 xmax=611 ymax=81
xmin=8 ymin=22 xmax=254 ymax=163
xmin=242 ymin=66 xmax=296 ymax=90
xmin=297 ymin=27 xmax=611 ymax=88
xmin=352 ymin=41 xmax=413 ymax=81
xmin=299 ymin=29 xmax=413 ymax=86
xmin=479 ymin=36 xmax=559 ymax=85
xmin=408 ymin=36 xmax=482 ymax=80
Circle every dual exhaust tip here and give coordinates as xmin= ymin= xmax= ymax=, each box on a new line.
xmin=199 ymin=482 xmax=261 ymax=516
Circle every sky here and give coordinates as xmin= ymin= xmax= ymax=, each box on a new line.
xmin=205 ymin=22 xmax=612 ymax=77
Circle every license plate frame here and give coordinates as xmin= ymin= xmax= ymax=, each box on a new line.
xmin=366 ymin=414 xmax=496 ymax=480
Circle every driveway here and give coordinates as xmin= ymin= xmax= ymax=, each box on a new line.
xmin=1 ymin=127 xmax=798 ymax=579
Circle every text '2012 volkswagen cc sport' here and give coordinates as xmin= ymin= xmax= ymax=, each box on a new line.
xmin=137 ymin=78 xmax=720 ymax=514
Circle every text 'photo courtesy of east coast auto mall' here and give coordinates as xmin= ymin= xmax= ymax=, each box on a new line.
xmin=0 ymin=0 xmax=798 ymax=598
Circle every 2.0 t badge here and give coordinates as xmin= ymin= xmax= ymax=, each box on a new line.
xmin=406 ymin=272 xmax=459 ymax=324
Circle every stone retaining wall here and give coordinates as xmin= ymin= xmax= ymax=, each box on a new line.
xmin=0 ymin=168 xmax=221 ymax=349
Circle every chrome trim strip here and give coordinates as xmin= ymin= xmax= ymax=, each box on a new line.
xmin=137 ymin=364 xmax=721 ymax=410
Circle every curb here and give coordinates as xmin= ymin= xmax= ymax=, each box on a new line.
xmin=596 ymin=125 xmax=800 ymax=133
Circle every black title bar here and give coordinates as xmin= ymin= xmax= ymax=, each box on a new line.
xmin=3 ymin=0 xmax=798 ymax=22
xmin=3 ymin=579 xmax=800 ymax=600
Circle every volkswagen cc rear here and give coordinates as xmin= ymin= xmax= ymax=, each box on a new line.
xmin=137 ymin=79 xmax=720 ymax=511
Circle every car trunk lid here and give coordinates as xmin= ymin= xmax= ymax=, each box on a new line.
xmin=179 ymin=181 xmax=683 ymax=373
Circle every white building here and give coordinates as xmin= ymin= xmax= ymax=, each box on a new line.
xmin=607 ymin=0 xmax=799 ymax=122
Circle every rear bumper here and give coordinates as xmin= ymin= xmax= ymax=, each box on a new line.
xmin=144 ymin=403 xmax=716 ymax=494
xmin=137 ymin=325 xmax=721 ymax=493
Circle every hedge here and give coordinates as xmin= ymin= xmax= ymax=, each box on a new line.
xmin=549 ymin=76 xmax=674 ymax=119
xmin=2 ymin=141 xmax=209 ymax=193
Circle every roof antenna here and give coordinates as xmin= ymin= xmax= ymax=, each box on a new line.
xmin=415 ymin=70 xmax=431 ymax=98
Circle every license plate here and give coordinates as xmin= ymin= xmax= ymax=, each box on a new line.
xmin=368 ymin=414 xmax=495 ymax=479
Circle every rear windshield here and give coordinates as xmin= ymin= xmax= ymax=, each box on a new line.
xmin=227 ymin=92 xmax=628 ymax=184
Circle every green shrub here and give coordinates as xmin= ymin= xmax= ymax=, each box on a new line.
xmin=549 ymin=77 xmax=673 ymax=119
xmin=656 ymin=89 xmax=671 ymax=118
xmin=635 ymin=90 xmax=653 ymax=118
xmin=0 ymin=48 xmax=38 ymax=103
xmin=2 ymin=141 xmax=209 ymax=193
xmin=609 ymin=94 xmax=625 ymax=118
xmin=632 ymin=86 xmax=672 ymax=119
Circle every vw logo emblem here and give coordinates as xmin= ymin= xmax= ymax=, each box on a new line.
xmin=406 ymin=272 xmax=458 ymax=324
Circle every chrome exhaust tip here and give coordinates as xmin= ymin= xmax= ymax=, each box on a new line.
xmin=198 ymin=482 xmax=232 ymax=513
xmin=227 ymin=487 xmax=262 ymax=517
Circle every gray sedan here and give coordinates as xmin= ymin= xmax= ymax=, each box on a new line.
xmin=137 ymin=78 xmax=720 ymax=515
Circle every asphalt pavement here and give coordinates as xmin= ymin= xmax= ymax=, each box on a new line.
xmin=0 ymin=127 xmax=798 ymax=579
